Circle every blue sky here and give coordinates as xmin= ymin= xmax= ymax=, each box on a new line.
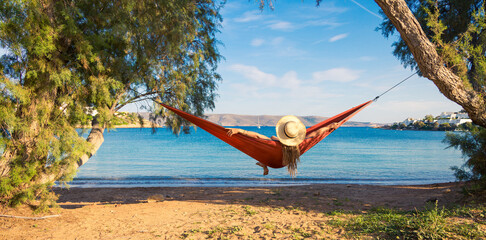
xmin=209 ymin=0 xmax=461 ymax=123
xmin=0 ymin=1 xmax=462 ymax=124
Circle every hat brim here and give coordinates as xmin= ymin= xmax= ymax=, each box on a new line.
xmin=276 ymin=115 xmax=306 ymax=146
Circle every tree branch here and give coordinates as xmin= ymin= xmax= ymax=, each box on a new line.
xmin=114 ymin=90 xmax=158 ymax=112
xmin=375 ymin=0 xmax=486 ymax=126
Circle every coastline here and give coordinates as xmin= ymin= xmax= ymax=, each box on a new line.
xmin=1 ymin=182 xmax=466 ymax=239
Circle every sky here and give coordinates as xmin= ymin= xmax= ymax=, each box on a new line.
xmin=0 ymin=1 xmax=463 ymax=124
xmin=207 ymin=0 xmax=462 ymax=123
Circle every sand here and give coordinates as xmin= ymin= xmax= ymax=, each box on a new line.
xmin=0 ymin=182 xmax=465 ymax=239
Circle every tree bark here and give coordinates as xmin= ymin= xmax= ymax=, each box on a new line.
xmin=77 ymin=119 xmax=105 ymax=167
xmin=34 ymin=118 xmax=105 ymax=185
xmin=374 ymin=0 xmax=486 ymax=127
xmin=0 ymin=148 xmax=13 ymax=178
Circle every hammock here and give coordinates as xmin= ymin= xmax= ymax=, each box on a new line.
xmin=158 ymin=100 xmax=373 ymax=168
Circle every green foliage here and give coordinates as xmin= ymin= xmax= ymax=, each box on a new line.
xmin=110 ymin=112 xmax=139 ymax=126
xmin=457 ymin=122 xmax=476 ymax=131
xmin=242 ymin=205 xmax=258 ymax=216
xmin=379 ymin=0 xmax=486 ymax=95
xmin=440 ymin=122 xmax=452 ymax=131
xmin=328 ymin=204 xmax=486 ymax=239
xmin=424 ymin=114 xmax=435 ymax=123
xmin=0 ymin=0 xmax=222 ymax=208
xmin=415 ymin=121 xmax=427 ymax=129
xmin=444 ymin=126 xmax=486 ymax=188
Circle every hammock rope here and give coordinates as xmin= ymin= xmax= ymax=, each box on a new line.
xmin=373 ymin=71 xmax=417 ymax=101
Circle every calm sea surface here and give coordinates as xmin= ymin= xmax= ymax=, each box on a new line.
xmin=72 ymin=127 xmax=463 ymax=187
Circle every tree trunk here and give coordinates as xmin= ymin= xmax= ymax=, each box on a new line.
xmin=0 ymin=148 xmax=14 ymax=178
xmin=77 ymin=118 xmax=105 ymax=167
xmin=34 ymin=118 xmax=105 ymax=185
xmin=74 ymin=118 xmax=105 ymax=168
xmin=374 ymin=0 xmax=486 ymax=127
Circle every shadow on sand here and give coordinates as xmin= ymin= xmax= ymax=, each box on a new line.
xmin=54 ymin=182 xmax=464 ymax=212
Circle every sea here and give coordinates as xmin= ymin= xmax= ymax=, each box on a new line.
xmin=71 ymin=127 xmax=464 ymax=188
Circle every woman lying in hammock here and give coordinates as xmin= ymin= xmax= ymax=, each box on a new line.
xmin=226 ymin=116 xmax=339 ymax=176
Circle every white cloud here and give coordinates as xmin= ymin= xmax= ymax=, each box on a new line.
xmin=229 ymin=83 xmax=261 ymax=97
xmin=229 ymin=64 xmax=277 ymax=86
xmin=226 ymin=65 xmax=370 ymax=114
xmin=234 ymin=10 xmax=263 ymax=23
xmin=312 ymin=68 xmax=362 ymax=82
xmin=329 ymin=33 xmax=348 ymax=42
xmin=280 ymin=71 xmax=301 ymax=89
xmin=229 ymin=64 xmax=305 ymax=90
xmin=271 ymin=37 xmax=284 ymax=45
xmin=305 ymin=18 xmax=343 ymax=28
xmin=251 ymin=38 xmax=265 ymax=47
xmin=268 ymin=21 xmax=293 ymax=30
xmin=312 ymin=38 xmax=327 ymax=45
xmin=359 ymin=56 xmax=375 ymax=61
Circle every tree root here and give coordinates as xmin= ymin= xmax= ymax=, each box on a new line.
xmin=0 ymin=214 xmax=60 ymax=220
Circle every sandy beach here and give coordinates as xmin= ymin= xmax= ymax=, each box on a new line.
xmin=0 ymin=182 xmax=471 ymax=239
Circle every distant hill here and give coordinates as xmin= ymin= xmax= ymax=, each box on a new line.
xmin=134 ymin=112 xmax=381 ymax=128
xmin=205 ymin=114 xmax=379 ymax=127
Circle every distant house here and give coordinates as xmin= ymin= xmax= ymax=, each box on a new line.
xmin=437 ymin=118 xmax=472 ymax=125
xmin=402 ymin=118 xmax=418 ymax=125
xmin=396 ymin=111 xmax=472 ymax=128
xmin=456 ymin=113 xmax=469 ymax=119
xmin=437 ymin=111 xmax=472 ymax=125
xmin=438 ymin=112 xmax=455 ymax=119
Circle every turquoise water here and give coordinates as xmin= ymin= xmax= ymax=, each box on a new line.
xmin=72 ymin=127 xmax=464 ymax=187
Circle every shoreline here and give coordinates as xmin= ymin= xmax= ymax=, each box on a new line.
xmin=64 ymin=179 xmax=458 ymax=188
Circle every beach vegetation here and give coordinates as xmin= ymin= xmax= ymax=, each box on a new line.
xmin=228 ymin=225 xmax=243 ymax=234
xmin=332 ymin=200 xmax=344 ymax=207
xmin=327 ymin=203 xmax=486 ymax=239
xmin=205 ymin=225 xmax=225 ymax=237
xmin=327 ymin=209 xmax=354 ymax=216
xmin=242 ymin=205 xmax=258 ymax=216
xmin=444 ymin=126 xmax=486 ymax=191
xmin=290 ymin=227 xmax=312 ymax=239
xmin=0 ymin=0 xmax=222 ymax=209
xmin=199 ymin=225 xmax=247 ymax=239
xmin=263 ymin=223 xmax=276 ymax=230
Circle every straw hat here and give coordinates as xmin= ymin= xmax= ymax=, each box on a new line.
xmin=276 ymin=115 xmax=306 ymax=146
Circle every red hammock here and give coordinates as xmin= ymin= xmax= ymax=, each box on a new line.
xmin=158 ymin=100 xmax=373 ymax=168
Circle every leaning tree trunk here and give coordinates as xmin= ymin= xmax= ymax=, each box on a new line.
xmin=374 ymin=0 xmax=486 ymax=127
xmin=34 ymin=118 xmax=105 ymax=185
